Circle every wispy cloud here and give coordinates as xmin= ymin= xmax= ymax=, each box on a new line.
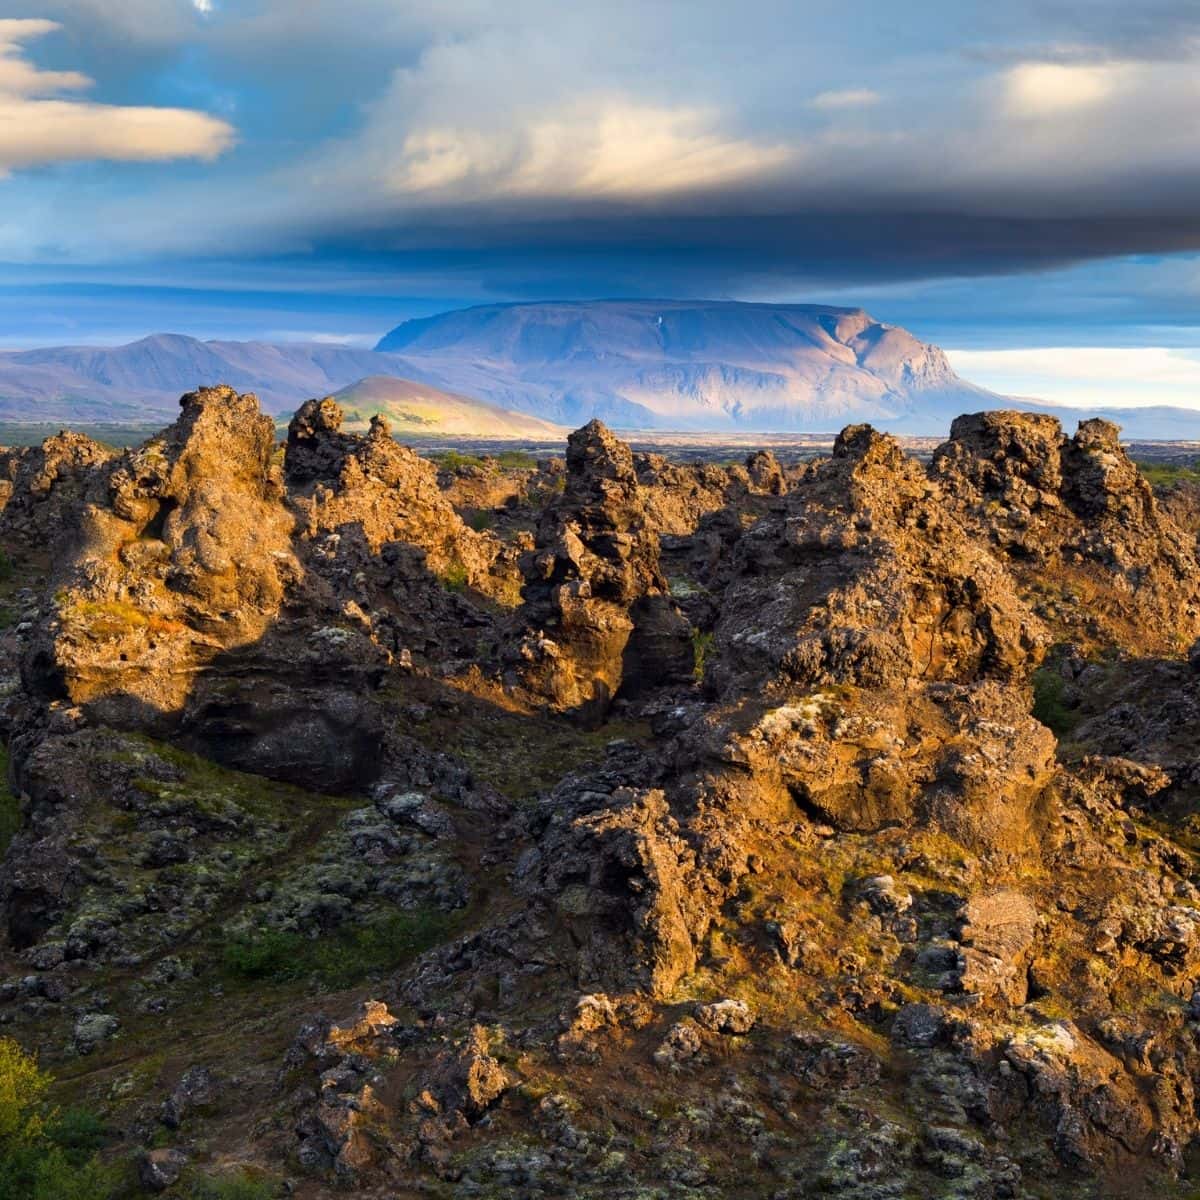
xmin=12 ymin=0 xmax=1200 ymax=323
xmin=809 ymin=88 xmax=881 ymax=110
xmin=0 ymin=18 xmax=233 ymax=173
xmin=388 ymin=100 xmax=791 ymax=200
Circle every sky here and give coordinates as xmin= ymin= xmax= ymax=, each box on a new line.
xmin=3 ymin=2 xmax=1200 ymax=405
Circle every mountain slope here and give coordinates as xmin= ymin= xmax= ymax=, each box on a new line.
xmin=376 ymin=299 xmax=1002 ymax=431
xmin=0 ymin=334 xmax=427 ymax=420
xmin=333 ymin=375 xmax=567 ymax=438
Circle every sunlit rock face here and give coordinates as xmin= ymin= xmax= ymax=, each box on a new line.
xmin=28 ymin=385 xmax=298 ymax=720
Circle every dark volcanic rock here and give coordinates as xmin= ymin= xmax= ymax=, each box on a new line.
xmin=4 ymin=401 xmax=1200 ymax=1200
xmin=932 ymin=410 xmax=1200 ymax=652
xmin=514 ymin=420 xmax=691 ymax=716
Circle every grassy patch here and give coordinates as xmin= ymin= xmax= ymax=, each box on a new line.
xmin=1135 ymin=459 xmax=1200 ymax=488
xmin=220 ymin=909 xmax=457 ymax=988
xmin=494 ymin=450 xmax=537 ymax=470
xmin=410 ymin=698 xmax=652 ymax=804
xmin=467 ymin=510 xmax=495 ymax=532
xmin=187 ymin=1168 xmax=279 ymax=1200
xmin=119 ymin=734 xmax=351 ymax=824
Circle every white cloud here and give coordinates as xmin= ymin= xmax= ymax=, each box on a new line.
xmin=1000 ymin=60 xmax=1126 ymax=117
xmin=947 ymin=346 xmax=1200 ymax=408
xmin=387 ymin=100 xmax=791 ymax=199
xmin=809 ymin=88 xmax=881 ymax=110
xmin=0 ymin=18 xmax=233 ymax=173
xmin=193 ymin=0 xmax=213 ymax=12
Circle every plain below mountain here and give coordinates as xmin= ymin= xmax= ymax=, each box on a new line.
xmin=333 ymin=376 xmax=567 ymax=438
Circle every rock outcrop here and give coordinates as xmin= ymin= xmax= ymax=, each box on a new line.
xmin=3 ymin=399 xmax=1200 ymax=1199
xmin=0 ymin=431 xmax=114 ymax=549
xmin=932 ymin=410 xmax=1200 ymax=652
xmin=27 ymin=386 xmax=298 ymax=721
xmin=514 ymin=420 xmax=691 ymax=716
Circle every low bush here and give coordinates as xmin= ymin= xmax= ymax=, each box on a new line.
xmin=221 ymin=909 xmax=456 ymax=989
xmin=441 ymin=562 xmax=469 ymax=592
xmin=0 ymin=1038 xmax=119 ymax=1200
xmin=1031 ymin=667 xmax=1078 ymax=737
xmin=494 ymin=450 xmax=537 ymax=470
xmin=691 ymin=629 xmax=716 ymax=681
xmin=434 ymin=450 xmax=486 ymax=472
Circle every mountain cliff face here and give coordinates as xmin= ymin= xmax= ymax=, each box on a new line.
xmin=3 ymin=395 xmax=1200 ymax=1196
xmin=376 ymin=299 xmax=999 ymax=430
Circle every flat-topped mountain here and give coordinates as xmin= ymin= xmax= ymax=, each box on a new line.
xmin=376 ymin=299 xmax=1000 ymax=430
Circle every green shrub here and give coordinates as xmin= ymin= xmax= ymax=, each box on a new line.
xmin=434 ymin=450 xmax=485 ymax=472
xmin=0 ymin=1038 xmax=118 ymax=1200
xmin=1031 ymin=668 xmax=1077 ymax=737
xmin=441 ymin=562 xmax=469 ymax=593
xmin=221 ymin=909 xmax=456 ymax=989
xmin=467 ymin=510 xmax=494 ymax=532
xmin=691 ymin=629 xmax=715 ymax=681
xmin=495 ymin=450 xmax=537 ymax=470
xmin=219 ymin=928 xmax=298 ymax=982
xmin=46 ymin=1107 xmax=108 ymax=1167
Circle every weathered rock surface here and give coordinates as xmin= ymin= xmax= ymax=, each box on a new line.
xmin=28 ymin=386 xmax=298 ymax=720
xmin=514 ymin=420 xmax=691 ymax=716
xmin=0 ymin=399 xmax=1199 ymax=1199
xmin=0 ymin=430 xmax=114 ymax=548
xmin=932 ymin=411 xmax=1200 ymax=652
xmin=710 ymin=424 xmax=1046 ymax=700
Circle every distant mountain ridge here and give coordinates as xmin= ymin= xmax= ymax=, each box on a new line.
xmin=0 ymin=334 xmax=424 ymax=421
xmin=2 ymin=305 xmax=1200 ymax=439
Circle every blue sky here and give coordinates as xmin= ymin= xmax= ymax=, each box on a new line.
xmin=4 ymin=1 xmax=1200 ymax=405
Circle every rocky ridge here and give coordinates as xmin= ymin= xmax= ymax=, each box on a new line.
xmin=0 ymin=396 xmax=1198 ymax=1196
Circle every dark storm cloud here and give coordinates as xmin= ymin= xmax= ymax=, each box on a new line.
xmin=2 ymin=0 xmax=1200 ymax=334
